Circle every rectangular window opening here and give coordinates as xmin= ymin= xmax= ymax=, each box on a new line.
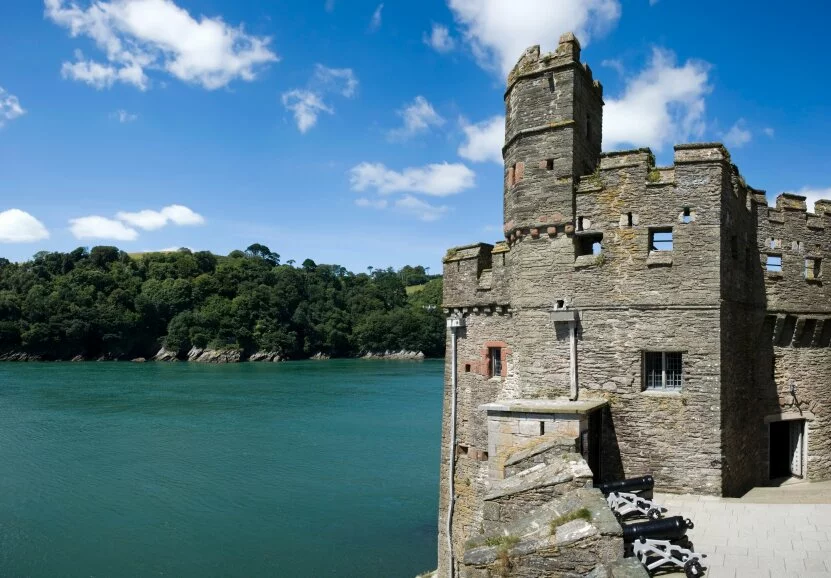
xmin=682 ymin=207 xmax=692 ymax=224
xmin=649 ymin=228 xmax=673 ymax=252
xmin=779 ymin=316 xmax=797 ymax=347
xmin=539 ymin=421 xmax=545 ymax=436
xmin=627 ymin=212 xmax=633 ymax=227
xmin=457 ymin=444 xmax=469 ymax=456
xmin=548 ymin=73 xmax=556 ymax=92
xmin=799 ymin=320 xmax=817 ymax=347
xmin=576 ymin=233 xmax=603 ymax=257
xmin=766 ymin=255 xmax=783 ymax=273
xmin=489 ymin=347 xmax=502 ymax=377
xmin=545 ymin=158 xmax=554 ymax=170
xmin=644 ymin=351 xmax=683 ymax=390
xmin=805 ymin=258 xmax=821 ymax=280
xmin=577 ymin=216 xmax=584 ymax=231
xmin=464 ymin=363 xmax=471 ymax=373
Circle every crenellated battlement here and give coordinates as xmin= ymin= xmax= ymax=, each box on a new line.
xmin=505 ymin=33 xmax=603 ymax=98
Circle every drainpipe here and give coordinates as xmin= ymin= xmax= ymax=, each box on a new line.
xmin=446 ymin=316 xmax=464 ymax=578
xmin=569 ymin=318 xmax=578 ymax=401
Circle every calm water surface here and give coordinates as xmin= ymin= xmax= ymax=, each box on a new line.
xmin=0 ymin=360 xmax=443 ymax=577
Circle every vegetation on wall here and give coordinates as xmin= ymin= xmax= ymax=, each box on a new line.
xmin=0 ymin=245 xmax=444 ymax=360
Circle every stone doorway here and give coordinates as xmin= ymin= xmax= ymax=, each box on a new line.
xmin=769 ymin=419 xmax=805 ymax=481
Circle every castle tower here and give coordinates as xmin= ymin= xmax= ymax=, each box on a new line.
xmin=502 ymin=33 xmax=603 ymax=234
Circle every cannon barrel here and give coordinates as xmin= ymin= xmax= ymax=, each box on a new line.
xmin=596 ymin=475 xmax=654 ymax=495
xmin=622 ymin=516 xmax=692 ymax=543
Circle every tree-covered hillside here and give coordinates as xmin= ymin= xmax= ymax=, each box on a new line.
xmin=0 ymin=245 xmax=444 ymax=360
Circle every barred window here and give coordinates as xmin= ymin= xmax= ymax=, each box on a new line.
xmin=644 ymin=352 xmax=683 ymax=390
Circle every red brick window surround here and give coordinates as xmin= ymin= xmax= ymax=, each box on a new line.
xmin=482 ymin=341 xmax=511 ymax=378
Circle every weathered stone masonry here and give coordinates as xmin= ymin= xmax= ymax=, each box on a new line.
xmin=436 ymin=32 xmax=831 ymax=576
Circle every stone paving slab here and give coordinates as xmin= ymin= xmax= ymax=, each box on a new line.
xmin=651 ymin=481 xmax=831 ymax=578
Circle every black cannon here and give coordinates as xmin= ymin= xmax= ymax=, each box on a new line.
xmin=597 ymin=475 xmax=655 ymax=497
xmin=623 ymin=515 xmax=693 ymax=543
xmin=623 ymin=516 xmax=706 ymax=578
xmin=597 ymin=475 xmax=666 ymax=520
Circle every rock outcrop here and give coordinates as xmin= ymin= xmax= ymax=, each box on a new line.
xmin=361 ymin=350 xmax=425 ymax=360
xmin=248 ymin=351 xmax=284 ymax=362
xmin=153 ymin=347 xmax=179 ymax=362
xmin=310 ymin=352 xmax=331 ymax=360
xmin=0 ymin=352 xmax=42 ymax=361
xmin=186 ymin=347 xmax=242 ymax=363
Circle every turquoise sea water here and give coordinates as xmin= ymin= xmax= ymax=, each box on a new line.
xmin=0 ymin=360 xmax=443 ymax=577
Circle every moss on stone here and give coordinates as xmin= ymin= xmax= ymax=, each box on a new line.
xmin=549 ymin=507 xmax=592 ymax=533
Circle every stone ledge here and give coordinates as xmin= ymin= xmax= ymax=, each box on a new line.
xmin=646 ymin=252 xmax=673 ymax=267
xmin=480 ymin=398 xmax=607 ymax=415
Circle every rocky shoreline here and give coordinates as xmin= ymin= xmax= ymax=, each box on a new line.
xmin=0 ymin=348 xmax=428 ymax=363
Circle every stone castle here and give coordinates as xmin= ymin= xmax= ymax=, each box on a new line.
xmin=436 ymin=33 xmax=831 ymax=576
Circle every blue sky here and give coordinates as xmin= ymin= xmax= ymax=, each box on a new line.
xmin=1 ymin=0 xmax=829 ymax=272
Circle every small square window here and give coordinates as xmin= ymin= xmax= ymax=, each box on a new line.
xmin=575 ymin=233 xmax=603 ymax=257
xmin=627 ymin=212 xmax=633 ymax=227
xmin=577 ymin=216 xmax=585 ymax=231
xmin=682 ymin=207 xmax=692 ymax=224
xmin=805 ymin=258 xmax=822 ymax=280
xmin=766 ymin=255 xmax=782 ymax=273
xmin=464 ymin=363 xmax=471 ymax=373
xmin=545 ymin=159 xmax=554 ymax=170
xmin=644 ymin=352 xmax=683 ymax=390
xmin=649 ymin=228 xmax=673 ymax=252
xmin=489 ymin=347 xmax=502 ymax=377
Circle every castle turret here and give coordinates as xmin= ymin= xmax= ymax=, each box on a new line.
xmin=502 ymin=33 xmax=604 ymax=234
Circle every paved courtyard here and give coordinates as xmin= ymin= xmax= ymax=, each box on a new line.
xmin=655 ymin=481 xmax=831 ymax=578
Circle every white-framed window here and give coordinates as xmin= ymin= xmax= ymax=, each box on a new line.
xmin=644 ymin=351 xmax=683 ymax=390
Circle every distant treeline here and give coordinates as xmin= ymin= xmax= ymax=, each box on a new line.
xmin=0 ymin=244 xmax=444 ymax=360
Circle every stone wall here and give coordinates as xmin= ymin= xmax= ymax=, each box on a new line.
xmin=437 ymin=30 xmax=831 ymax=576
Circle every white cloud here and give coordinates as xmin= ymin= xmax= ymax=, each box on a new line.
xmin=389 ymin=96 xmax=444 ymax=140
xmin=424 ymin=23 xmax=455 ymax=53
xmin=601 ymin=58 xmax=625 ymax=76
xmin=282 ymin=65 xmax=357 ymax=133
xmin=0 ymin=209 xmax=50 ymax=243
xmin=355 ymin=197 xmax=388 ymax=209
xmin=61 ymin=54 xmax=149 ymax=90
xmin=603 ymin=48 xmax=711 ymax=152
xmin=313 ymin=64 xmax=358 ymax=98
xmin=282 ymin=89 xmax=333 ymax=133
xmin=763 ymin=127 xmax=775 ymax=138
xmin=784 ymin=187 xmax=831 ymax=214
xmin=447 ymin=0 xmax=621 ymax=75
xmin=458 ymin=115 xmax=503 ymax=164
xmin=69 ymin=216 xmax=139 ymax=240
xmin=349 ymin=162 xmax=475 ymax=197
xmin=116 ymin=204 xmax=205 ymax=230
xmin=369 ymin=3 xmax=384 ymax=31
xmin=45 ymin=0 xmax=278 ymax=91
xmin=0 ymin=87 xmax=26 ymax=127
xmin=722 ymin=119 xmax=752 ymax=149
xmin=112 ymin=109 xmax=138 ymax=123
xmin=394 ymin=195 xmax=450 ymax=222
